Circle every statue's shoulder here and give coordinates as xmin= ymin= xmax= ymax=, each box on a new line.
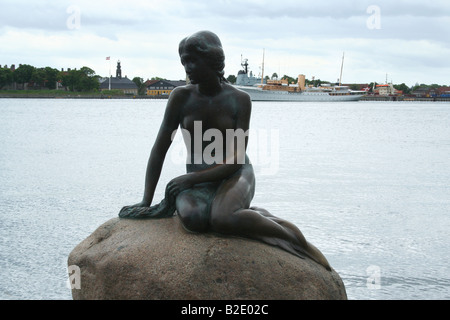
xmin=167 ymin=84 xmax=195 ymax=108
xmin=223 ymin=83 xmax=251 ymax=104
xmin=170 ymin=84 xmax=195 ymax=98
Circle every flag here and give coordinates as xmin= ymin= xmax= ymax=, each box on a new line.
xmin=106 ymin=56 xmax=110 ymax=60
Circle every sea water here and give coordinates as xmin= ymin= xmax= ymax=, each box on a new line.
xmin=0 ymin=98 xmax=449 ymax=300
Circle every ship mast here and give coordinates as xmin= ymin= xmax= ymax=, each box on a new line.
xmin=261 ymin=48 xmax=265 ymax=85
xmin=339 ymin=52 xmax=345 ymax=86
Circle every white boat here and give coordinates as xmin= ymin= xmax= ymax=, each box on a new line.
xmin=236 ymin=83 xmax=366 ymax=102
xmin=234 ymin=52 xmax=366 ymax=102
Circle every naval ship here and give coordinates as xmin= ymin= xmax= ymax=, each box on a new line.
xmin=234 ymin=56 xmax=366 ymax=102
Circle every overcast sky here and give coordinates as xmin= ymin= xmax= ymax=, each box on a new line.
xmin=1 ymin=0 xmax=449 ymax=86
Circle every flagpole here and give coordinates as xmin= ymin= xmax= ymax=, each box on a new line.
xmin=108 ymin=57 xmax=111 ymax=90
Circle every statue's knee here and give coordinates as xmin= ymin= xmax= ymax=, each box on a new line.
xmin=179 ymin=210 xmax=208 ymax=233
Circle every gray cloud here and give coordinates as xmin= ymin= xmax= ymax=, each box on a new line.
xmin=2 ymin=0 xmax=448 ymax=42
xmin=0 ymin=1 xmax=68 ymax=31
xmin=1 ymin=0 xmax=449 ymax=85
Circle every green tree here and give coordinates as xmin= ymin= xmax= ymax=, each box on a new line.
xmin=226 ymin=75 xmax=236 ymax=84
xmin=60 ymin=67 xmax=99 ymax=92
xmin=14 ymin=64 xmax=35 ymax=88
xmin=78 ymin=67 xmax=99 ymax=91
xmin=132 ymin=77 xmax=146 ymax=95
xmin=31 ymin=68 xmax=46 ymax=88
xmin=393 ymin=83 xmax=411 ymax=94
xmin=79 ymin=66 xmax=96 ymax=77
xmin=0 ymin=67 xmax=14 ymax=89
xmin=60 ymin=70 xmax=76 ymax=91
xmin=282 ymin=75 xmax=296 ymax=84
xmin=307 ymin=78 xmax=324 ymax=87
xmin=44 ymin=67 xmax=59 ymax=89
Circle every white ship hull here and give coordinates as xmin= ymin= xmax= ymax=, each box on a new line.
xmin=236 ymin=86 xmax=364 ymax=102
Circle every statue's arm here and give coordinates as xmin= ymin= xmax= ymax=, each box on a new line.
xmin=139 ymin=88 xmax=185 ymax=206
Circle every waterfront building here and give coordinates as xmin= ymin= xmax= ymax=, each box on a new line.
xmin=411 ymin=86 xmax=450 ymax=98
xmin=374 ymin=83 xmax=399 ymax=96
xmin=146 ymin=79 xmax=186 ymax=96
xmin=99 ymin=61 xmax=138 ymax=95
xmin=435 ymin=86 xmax=450 ymax=97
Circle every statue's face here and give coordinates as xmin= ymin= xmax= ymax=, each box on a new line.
xmin=180 ymin=50 xmax=215 ymax=85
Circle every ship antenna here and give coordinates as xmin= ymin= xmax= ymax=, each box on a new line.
xmin=241 ymin=55 xmax=249 ymax=74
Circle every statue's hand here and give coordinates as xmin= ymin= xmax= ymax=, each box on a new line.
xmin=167 ymin=174 xmax=194 ymax=198
xmin=119 ymin=185 xmax=178 ymax=219
xmin=119 ymin=200 xmax=151 ymax=219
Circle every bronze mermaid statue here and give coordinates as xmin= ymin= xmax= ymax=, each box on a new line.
xmin=119 ymin=30 xmax=331 ymax=271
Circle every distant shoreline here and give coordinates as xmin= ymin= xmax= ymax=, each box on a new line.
xmin=361 ymin=95 xmax=450 ymax=102
xmin=0 ymin=93 xmax=169 ymax=99
xmin=1 ymin=93 xmax=449 ymax=102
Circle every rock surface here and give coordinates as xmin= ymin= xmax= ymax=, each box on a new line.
xmin=68 ymin=216 xmax=347 ymax=300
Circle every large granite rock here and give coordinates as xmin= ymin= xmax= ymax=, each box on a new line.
xmin=68 ymin=216 xmax=347 ymax=300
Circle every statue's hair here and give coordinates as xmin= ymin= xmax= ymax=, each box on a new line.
xmin=179 ymin=31 xmax=227 ymax=83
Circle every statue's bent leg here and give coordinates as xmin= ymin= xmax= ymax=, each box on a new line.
xmin=209 ymin=165 xmax=331 ymax=270
xmin=176 ymin=188 xmax=210 ymax=233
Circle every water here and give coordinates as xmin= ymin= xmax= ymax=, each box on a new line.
xmin=0 ymin=98 xmax=449 ymax=300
